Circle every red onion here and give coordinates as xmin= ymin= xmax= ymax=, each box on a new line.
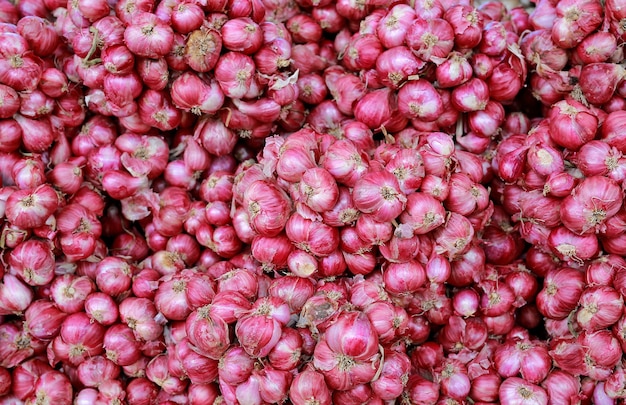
xmin=146 ymin=354 xmax=188 ymax=394
xmin=51 ymin=312 xmax=105 ymax=366
xmin=50 ymin=274 xmax=95 ymax=313
xmin=0 ymin=367 xmax=9 ymax=397
xmin=289 ymin=366 xmax=332 ymax=405
xmin=398 ymin=80 xmax=443 ymax=122
xmin=298 ymin=167 xmax=339 ymax=212
xmin=138 ymin=89 xmax=182 ymax=131
xmin=254 ymin=38 xmax=291 ymax=75
xmin=312 ymin=311 xmax=381 ymax=391
xmin=499 ymin=377 xmax=548 ymax=405
xmin=119 ymin=297 xmax=165 ymax=342
xmin=548 ymin=226 xmax=600 ymax=264
xmin=352 ymin=170 xmax=406 ymax=223
xmin=560 ymin=176 xmax=622 ymax=235
xmin=342 ymin=33 xmax=382 ymax=72
xmin=195 ymin=116 xmax=237 ymax=156
xmin=0 ymin=1 xmax=624 ymax=402
xmin=124 ymin=12 xmax=175 ymax=58
xmin=445 ymin=4 xmax=484 ymax=48
xmin=369 ymin=350 xmax=410 ymax=400
xmin=540 ymin=370 xmax=581 ymax=404
xmin=235 ymin=303 xmax=285 ymax=357
xmin=267 ymin=328 xmax=303 ymax=371
xmin=552 ymin=0 xmax=603 ymax=49
xmin=469 ymin=371 xmax=501 ymax=402
xmin=434 ymin=358 xmax=470 ymax=400
xmin=406 ymin=375 xmax=440 ymax=404
xmin=185 ymin=305 xmax=230 ymax=359
xmin=494 ymin=337 xmax=551 ymax=384
xmin=548 ymin=99 xmax=598 ymax=151
xmin=242 ymin=180 xmax=291 ymax=237
xmin=286 ymin=213 xmax=339 ymax=257
xmin=136 ymin=57 xmax=169 ymax=91
xmin=101 ymin=324 xmax=141 ymax=367
xmin=0 ymin=274 xmax=33 ymax=316
xmin=406 ymin=17 xmax=454 ymax=63
xmin=537 ymin=267 xmax=585 ymax=319
xmin=23 ymin=371 xmax=73 ymax=405
xmin=472 ymin=54 xmax=496 ymax=84
xmin=451 ymin=77 xmax=490 ymax=112
xmin=576 ymin=286 xmax=624 ymax=331
xmin=353 ymin=87 xmax=396 ymax=131
xmin=435 ymin=52 xmax=472 ymax=90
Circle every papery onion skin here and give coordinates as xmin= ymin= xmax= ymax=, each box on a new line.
xmin=548 ymin=100 xmax=599 ymax=151
xmin=499 ymin=377 xmax=548 ymax=405
xmin=560 ymin=176 xmax=623 ymax=235
xmin=352 ymin=170 xmax=407 ymax=223
xmin=537 ymin=267 xmax=586 ymax=320
xmin=244 ymin=180 xmax=292 ymax=237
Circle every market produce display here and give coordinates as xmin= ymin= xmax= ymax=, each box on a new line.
xmin=0 ymin=0 xmax=625 ymax=402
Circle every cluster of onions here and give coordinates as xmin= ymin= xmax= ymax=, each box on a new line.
xmin=482 ymin=0 xmax=626 ymax=401
xmin=0 ymin=0 xmax=626 ymax=400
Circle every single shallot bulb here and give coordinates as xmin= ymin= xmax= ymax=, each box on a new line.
xmin=322 ymin=139 xmax=369 ymax=188
xmin=171 ymin=72 xmax=225 ymax=115
xmin=52 ymin=312 xmax=106 ymax=366
xmin=12 ymin=160 xmax=45 ymax=194
xmin=434 ymin=212 xmax=475 ymax=260
xmin=436 ymin=52 xmax=472 ymax=89
xmin=235 ymin=297 xmax=289 ymax=358
xmin=84 ymin=293 xmax=118 ymax=326
xmin=185 ymin=305 xmax=230 ymax=360
xmin=312 ymin=311 xmax=381 ymax=391
xmin=124 ymin=12 xmax=175 ymax=58
xmin=560 ymin=176 xmax=622 ymax=235
xmin=574 ymin=31 xmax=618 ymax=65
xmin=26 ymin=371 xmax=73 ymax=405
xmin=195 ymin=116 xmax=237 ymax=156
xmin=576 ymin=286 xmax=623 ymax=331
xmin=370 ymin=350 xmax=411 ymax=400
xmin=268 ymin=328 xmax=303 ymax=371
xmin=541 ymin=371 xmax=581 ymax=405
xmin=353 ymin=87 xmax=396 ymax=131
xmin=579 ymin=63 xmax=626 ymax=105
xmin=5 ymin=184 xmax=59 ymax=229
xmin=342 ymin=33 xmax=383 ymax=72
xmin=170 ymin=1 xmax=204 ymax=34
xmin=0 ymin=274 xmax=34 ymax=316
xmin=352 ymin=170 xmax=406 ymax=223
xmin=548 ymin=226 xmax=599 ymax=264
xmin=406 ymin=17 xmax=455 ymax=63
xmin=551 ymin=0 xmax=603 ymax=49
xmin=298 ymin=167 xmax=339 ymax=213
xmin=289 ymin=366 xmax=332 ymax=405
xmin=536 ymin=267 xmax=585 ymax=320
xmin=434 ymin=358 xmax=470 ymax=400
xmin=494 ymin=337 xmax=551 ymax=384
xmin=8 ymin=239 xmax=55 ymax=286
xmin=221 ymin=18 xmax=263 ymax=54
xmin=243 ymin=180 xmax=292 ymax=237
xmin=219 ymin=346 xmax=255 ymax=385
xmin=548 ymin=99 xmax=598 ymax=151
xmin=24 ymin=299 xmax=67 ymax=341
xmin=397 ymin=80 xmax=443 ymax=122
xmin=451 ymin=77 xmax=490 ymax=112
xmin=499 ymin=377 xmax=548 ymax=405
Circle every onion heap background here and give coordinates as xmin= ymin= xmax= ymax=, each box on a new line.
xmin=0 ymin=0 xmax=625 ymax=403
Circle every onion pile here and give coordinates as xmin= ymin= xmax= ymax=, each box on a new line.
xmin=0 ymin=0 xmax=625 ymax=402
